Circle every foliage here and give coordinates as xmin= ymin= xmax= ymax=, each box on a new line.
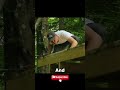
xmin=47 ymin=17 xmax=85 ymax=44
xmin=48 ymin=18 xmax=59 ymax=30
xmin=86 ymin=0 xmax=120 ymax=43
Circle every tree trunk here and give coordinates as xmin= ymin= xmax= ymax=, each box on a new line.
xmin=0 ymin=0 xmax=5 ymax=12
xmin=38 ymin=17 xmax=50 ymax=73
xmin=35 ymin=18 xmax=43 ymax=58
xmin=59 ymin=18 xmax=64 ymax=29
xmin=36 ymin=17 xmax=48 ymax=58
xmin=3 ymin=0 xmax=35 ymax=90
xmin=41 ymin=17 xmax=48 ymax=49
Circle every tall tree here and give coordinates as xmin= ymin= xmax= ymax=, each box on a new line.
xmin=35 ymin=18 xmax=43 ymax=58
xmin=59 ymin=18 xmax=64 ymax=29
xmin=3 ymin=0 xmax=35 ymax=90
xmin=41 ymin=17 xmax=48 ymax=50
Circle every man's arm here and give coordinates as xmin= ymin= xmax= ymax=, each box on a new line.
xmin=67 ymin=37 xmax=78 ymax=48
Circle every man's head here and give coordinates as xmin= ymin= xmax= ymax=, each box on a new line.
xmin=47 ymin=31 xmax=59 ymax=45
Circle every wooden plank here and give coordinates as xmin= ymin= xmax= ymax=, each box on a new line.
xmin=38 ymin=45 xmax=85 ymax=67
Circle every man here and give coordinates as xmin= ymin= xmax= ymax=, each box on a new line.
xmin=85 ymin=18 xmax=107 ymax=52
xmin=47 ymin=30 xmax=80 ymax=53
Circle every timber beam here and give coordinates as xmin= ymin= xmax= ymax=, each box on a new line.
xmin=38 ymin=45 xmax=85 ymax=67
xmin=85 ymin=46 xmax=120 ymax=78
xmin=60 ymin=46 xmax=120 ymax=79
